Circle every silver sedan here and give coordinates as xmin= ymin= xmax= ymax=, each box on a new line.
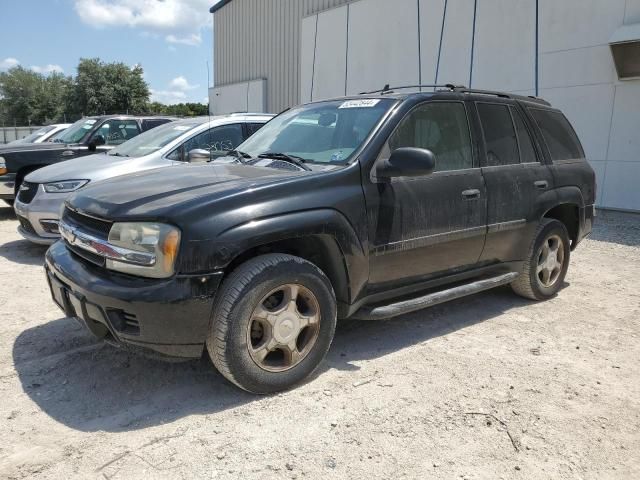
xmin=14 ymin=114 xmax=272 ymax=244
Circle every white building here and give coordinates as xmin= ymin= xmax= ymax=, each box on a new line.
xmin=210 ymin=0 xmax=640 ymax=212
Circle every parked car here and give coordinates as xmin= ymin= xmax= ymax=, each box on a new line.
xmin=44 ymin=86 xmax=596 ymax=393
xmin=14 ymin=114 xmax=272 ymax=244
xmin=7 ymin=124 xmax=72 ymax=145
xmin=0 ymin=115 xmax=174 ymax=206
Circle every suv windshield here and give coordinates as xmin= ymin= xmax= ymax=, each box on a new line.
xmin=108 ymin=119 xmax=203 ymax=158
xmin=54 ymin=118 xmax=99 ymax=144
xmin=238 ymin=98 xmax=394 ymax=164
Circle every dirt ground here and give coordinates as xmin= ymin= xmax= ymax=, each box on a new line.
xmin=0 ymin=204 xmax=638 ymax=480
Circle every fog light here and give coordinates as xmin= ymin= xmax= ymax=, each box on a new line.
xmin=40 ymin=219 xmax=60 ymax=234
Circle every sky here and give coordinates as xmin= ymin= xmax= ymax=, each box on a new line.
xmin=0 ymin=0 xmax=221 ymax=105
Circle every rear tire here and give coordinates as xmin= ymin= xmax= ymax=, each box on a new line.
xmin=207 ymin=254 xmax=337 ymax=394
xmin=512 ymin=219 xmax=570 ymax=301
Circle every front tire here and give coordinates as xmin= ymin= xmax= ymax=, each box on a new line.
xmin=207 ymin=254 xmax=337 ymax=394
xmin=512 ymin=219 xmax=571 ymax=300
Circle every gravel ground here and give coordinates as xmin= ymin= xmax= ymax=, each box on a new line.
xmin=0 ymin=204 xmax=638 ymax=480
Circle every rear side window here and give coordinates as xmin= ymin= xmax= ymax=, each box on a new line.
xmin=389 ymin=102 xmax=473 ymax=172
xmin=246 ymin=123 xmax=264 ymax=137
xmin=529 ymin=109 xmax=583 ymax=161
xmin=477 ymin=103 xmax=519 ymax=167
xmin=142 ymin=119 xmax=171 ymax=131
xmin=511 ymin=107 xmax=538 ymax=164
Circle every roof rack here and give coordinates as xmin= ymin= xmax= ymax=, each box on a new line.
xmin=359 ymin=84 xmax=551 ymax=106
xmin=359 ymin=84 xmax=463 ymax=95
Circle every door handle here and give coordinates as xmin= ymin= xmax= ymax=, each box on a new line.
xmin=462 ymin=189 xmax=481 ymax=200
xmin=61 ymin=150 xmax=76 ymax=157
xmin=534 ymin=180 xmax=548 ymax=189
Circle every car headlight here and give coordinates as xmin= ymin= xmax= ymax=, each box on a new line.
xmin=44 ymin=180 xmax=89 ymax=193
xmin=106 ymin=222 xmax=181 ymax=278
xmin=0 ymin=157 xmax=6 ymax=175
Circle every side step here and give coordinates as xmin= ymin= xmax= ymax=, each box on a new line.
xmin=352 ymin=272 xmax=519 ymax=321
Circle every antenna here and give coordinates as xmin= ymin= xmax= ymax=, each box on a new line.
xmin=206 ymin=60 xmax=213 ymax=162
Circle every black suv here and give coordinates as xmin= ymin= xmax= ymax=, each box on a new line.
xmin=0 ymin=115 xmax=173 ymax=204
xmin=44 ymin=86 xmax=596 ymax=393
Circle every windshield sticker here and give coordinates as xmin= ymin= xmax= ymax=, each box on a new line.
xmin=339 ymin=99 xmax=381 ymax=109
xmin=330 ymin=151 xmax=344 ymax=161
xmin=173 ymin=126 xmax=192 ymax=131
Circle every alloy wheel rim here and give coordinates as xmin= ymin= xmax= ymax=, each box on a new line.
xmin=536 ymin=234 xmax=565 ymax=288
xmin=247 ymin=283 xmax=321 ymax=372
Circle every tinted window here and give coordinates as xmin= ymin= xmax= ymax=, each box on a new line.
xmin=529 ymin=109 xmax=583 ymax=161
xmin=389 ymin=102 xmax=473 ymax=172
xmin=142 ymin=119 xmax=171 ymax=131
xmin=477 ymin=103 xmax=519 ymax=166
xmin=246 ymin=123 xmax=264 ymax=137
xmin=170 ymin=124 xmax=244 ymax=162
xmin=511 ymin=107 xmax=538 ymax=164
xmin=93 ymin=120 xmax=140 ymax=146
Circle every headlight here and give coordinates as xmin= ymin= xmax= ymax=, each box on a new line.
xmin=0 ymin=157 xmax=6 ymax=175
xmin=44 ymin=180 xmax=89 ymax=193
xmin=106 ymin=222 xmax=181 ymax=278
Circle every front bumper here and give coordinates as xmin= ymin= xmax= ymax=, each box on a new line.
xmin=0 ymin=173 xmax=17 ymax=200
xmin=45 ymin=241 xmax=223 ymax=359
xmin=14 ymin=186 xmax=66 ymax=245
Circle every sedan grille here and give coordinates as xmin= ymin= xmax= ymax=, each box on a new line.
xmin=17 ymin=182 xmax=38 ymax=204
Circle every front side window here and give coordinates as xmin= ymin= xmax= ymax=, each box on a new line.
xmin=169 ymin=124 xmax=245 ymax=162
xmin=529 ymin=109 xmax=583 ymax=161
xmin=388 ymin=102 xmax=473 ymax=172
xmin=92 ymin=120 xmax=140 ymax=146
xmin=237 ymin=98 xmax=395 ymax=164
xmin=477 ymin=103 xmax=519 ymax=167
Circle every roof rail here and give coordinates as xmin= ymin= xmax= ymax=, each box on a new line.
xmin=450 ymin=87 xmax=551 ymax=106
xmin=359 ymin=84 xmax=464 ymax=95
xmin=359 ymin=84 xmax=551 ymax=106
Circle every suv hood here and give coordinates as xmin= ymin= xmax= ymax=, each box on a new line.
xmin=0 ymin=142 xmax=71 ymax=155
xmin=26 ymin=153 xmax=151 ymax=184
xmin=67 ymin=163 xmax=310 ymax=220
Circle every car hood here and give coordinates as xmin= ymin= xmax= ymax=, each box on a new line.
xmin=67 ymin=163 xmax=310 ymax=220
xmin=0 ymin=142 xmax=71 ymax=155
xmin=25 ymin=153 xmax=159 ymax=184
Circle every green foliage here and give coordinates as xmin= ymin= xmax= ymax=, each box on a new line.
xmin=0 ymin=58 xmax=207 ymax=126
xmin=0 ymin=66 xmax=72 ymax=125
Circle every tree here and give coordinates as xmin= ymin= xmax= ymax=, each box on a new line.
xmin=0 ymin=66 xmax=72 ymax=125
xmin=145 ymin=102 xmax=209 ymax=117
xmin=66 ymin=58 xmax=150 ymax=116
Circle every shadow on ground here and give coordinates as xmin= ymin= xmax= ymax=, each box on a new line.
xmin=0 ymin=240 xmax=48 ymax=266
xmin=13 ymin=286 xmax=532 ymax=433
xmin=0 ymin=205 xmax=16 ymax=221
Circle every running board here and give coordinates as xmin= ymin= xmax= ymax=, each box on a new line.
xmin=352 ymin=272 xmax=519 ymax=321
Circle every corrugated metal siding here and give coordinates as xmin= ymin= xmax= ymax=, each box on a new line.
xmin=214 ymin=0 xmax=352 ymax=113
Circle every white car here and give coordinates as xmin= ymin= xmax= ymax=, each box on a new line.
xmin=8 ymin=124 xmax=72 ymax=145
xmin=14 ymin=114 xmax=272 ymax=244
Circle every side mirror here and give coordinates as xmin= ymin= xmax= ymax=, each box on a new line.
xmin=376 ymin=147 xmax=436 ymax=178
xmin=88 ymin=134 xmax=106 ymax=152
xmin=188 ymin=149 xmax=211 ymax=162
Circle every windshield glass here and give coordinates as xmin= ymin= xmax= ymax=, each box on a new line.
xmin=54 ymin=118 xmax=98 ymax=144
xmin=108 ymin=119 xmax=203 ymax=158
xmin=11 ymin=126 xmax=56 ymax=144
xmin=237 ymin=98 xmax=394 ymax=164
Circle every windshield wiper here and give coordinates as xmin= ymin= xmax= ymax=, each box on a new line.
xmin=257 ymin=152 xmax=311 ymax=171
xmin=221 ymin=149 xmax=252 ymax=164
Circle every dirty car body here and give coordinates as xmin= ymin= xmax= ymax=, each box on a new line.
xmin=44 ymin=87 xmax=596 ymax=391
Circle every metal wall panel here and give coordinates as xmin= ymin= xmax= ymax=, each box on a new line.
xmin=213 ymin=0 xmax=353 ymax=113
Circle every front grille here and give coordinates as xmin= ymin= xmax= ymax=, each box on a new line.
xmin=17 ymin=181 xmax=38 ymax=204
xmin=62 ymin=207 xmax=113 ymax=239
xmin=17 ymin=215 xmax=37 ymax=235
xmin=67 ymin=243 xmax=106 ymax=267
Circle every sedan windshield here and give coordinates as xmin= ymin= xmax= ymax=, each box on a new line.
xmin=237 ymin=98 xmax=394 ymax=164
xmin=54 ymin=118 xmax=98 ymax=144
xmin=107 ymin=119 xmax=203 ymax=158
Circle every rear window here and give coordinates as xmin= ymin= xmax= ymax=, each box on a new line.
xmin=529 ymin=109 xmax=583 ymax=161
